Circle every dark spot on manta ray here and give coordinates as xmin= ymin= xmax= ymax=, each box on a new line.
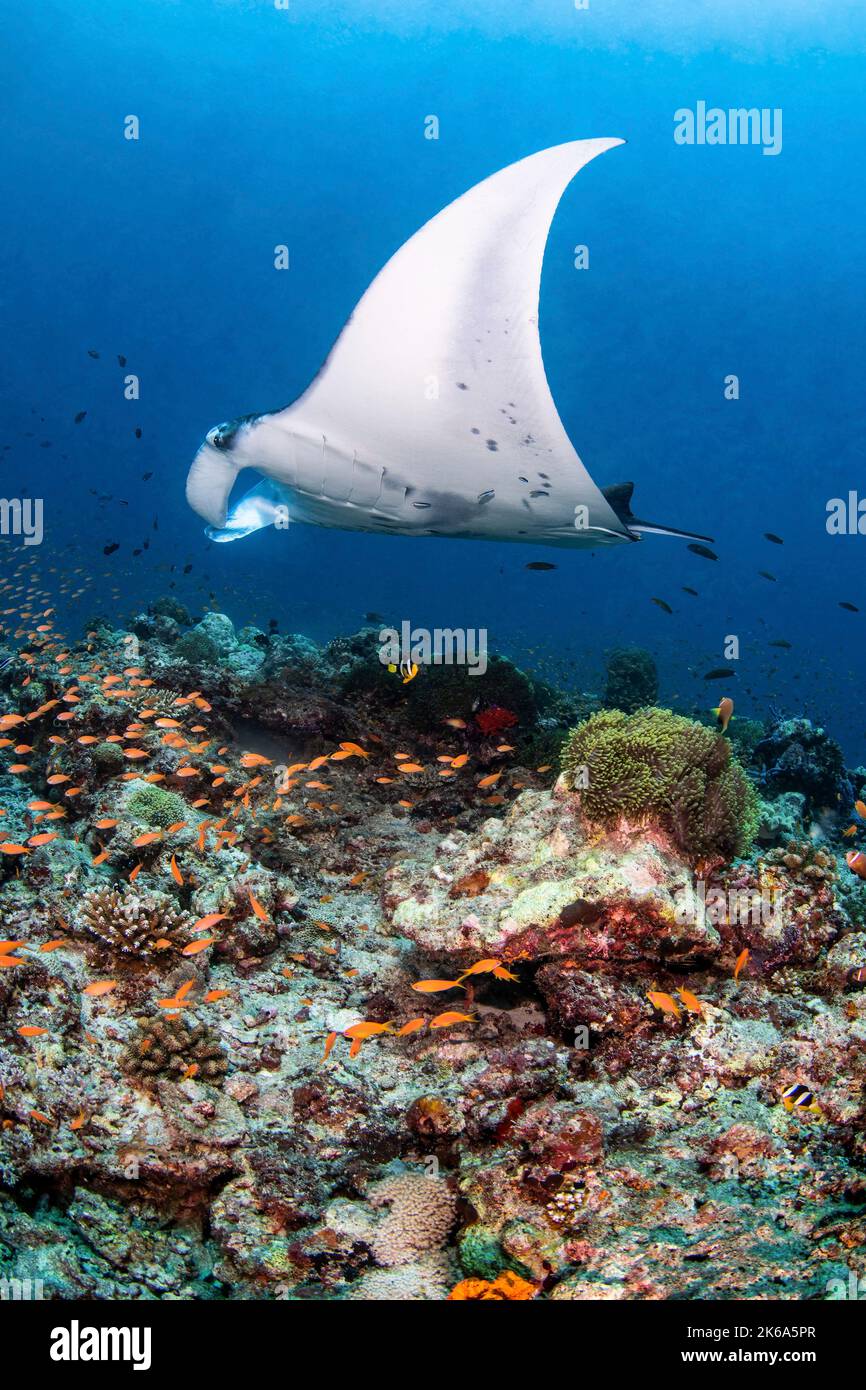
xmin=486 ymin=440 xmax=498 ymax=451
xmin=529 ymin=490 xmax=549 ymax=499
xmin=470 ymin=428 xmax=480 ymax=435
xmin=455 ymin=382 xmax=468 ymax=390
xmin=477 ymin=490 xmax=495 ymax=504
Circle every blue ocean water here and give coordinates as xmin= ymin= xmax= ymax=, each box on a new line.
xmin=3 ymin=0 xmax=866 ymax=753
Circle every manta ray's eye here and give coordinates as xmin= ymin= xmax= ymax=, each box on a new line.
xmin=207 ymin=422 xmax=233 ymax=450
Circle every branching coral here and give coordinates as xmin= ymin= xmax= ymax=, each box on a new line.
xmin=77 ymin=889 xmax=191 ymax=957
xmin=561 ymin=707 xmax=760 ymax=864
xmin=122 ymin=1014 xmax=228 ymax=1086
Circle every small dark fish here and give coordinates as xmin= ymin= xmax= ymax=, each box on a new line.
xmin=117 ymin=354 xmax=127 ymax=367
xmin=840 ymin=602 xmax=860 ymax=613
xmin=525 ymin=562 xmax=557 ymax=571
xmin=758 ymin=571 xmax=777 ymax=582
xmin=703 ymin=668 xmax=736 ymax=681
xmin=364 ymin=612 xmax=384 ymax=623
xmin=74 ymin=411 xmax=86 ymax=424
xmin=103 ymin=542 xmax=119 ymax=556
xmin=682 ymin=587 xmax=699 ymax=597
xmin=687 ymin=543 xmax=718 ymax=561
xmin=135 ymin=428 xmax=142 ymax=439
xmin=183 ymin=563 xmax=193 ymax=575
xmin=651 ymin=597 xmax=673 ymax=614
xmin=142 ymin=471 xmax=153 ymax=481
xmin=87 ymin=349 xmax=100 ymax=359
xmin=764 ymin=532 xmax=784 ymax=545
xmin=769 ymin=640 xmax=792 ymax=649
xmin=132 ymin=548 xmax=142 ymax=556
xmin=558 ymin=898 xmax=603 ymax=929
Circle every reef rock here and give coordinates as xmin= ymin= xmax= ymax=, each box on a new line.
xmin=384 ymin=781 xmax=718 ymax=965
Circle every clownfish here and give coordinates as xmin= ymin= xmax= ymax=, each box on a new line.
xmin=847 ymin=849 xmax=866 ymax=881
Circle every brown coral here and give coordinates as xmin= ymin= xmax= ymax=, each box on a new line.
xmin=122 ymin=1014 xmax=228 ymax=1086
xmin=367 ymin=1171 xmax=457 ymax=1266
xmin=77 ymin=889 xmax=190 ymax=958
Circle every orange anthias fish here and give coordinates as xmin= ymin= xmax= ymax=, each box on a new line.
xmin=456 ymin=958 xmax=501 ymax=981
xmin=733 ymin=947 xmax=750 ymax=982
xmin=855 ymin=799 xmax=866 ymax=820
xmin=411 ymin=979 xmax=465 ymax=993
xmin=191 ymin=913 xmax=228 ymax=934
xmin=429 ymin=1011 xmax=476 ymax=1028
xmin=394 ymin=1018 xmax=427 ymax=1036
xmin=322 ymin=1030 xmax=338 ymax=1060
xmin=342 ymin=1021 xmax=393 ymax=1040
xmin=677 ymin=987 xmax=704 ymax=1015
xmin=249 ymin=890 xmax=270 ymax=922
xmin=647 ymin=990 xmax=680 ymax=1018
xmin=182 ymin=937 xmax=216 ymax=956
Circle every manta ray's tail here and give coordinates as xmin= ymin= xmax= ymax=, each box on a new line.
xmin=601 ymin=482 xmax=714 ymax=544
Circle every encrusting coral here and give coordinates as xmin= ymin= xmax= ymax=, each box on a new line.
xmin=122 ymin=1015 xmax=229 ymax=1086
xmin=561 ymin=706 xmax=760 ymax=864
xmin=448 ymin=1270 xmax=537 ymax=1300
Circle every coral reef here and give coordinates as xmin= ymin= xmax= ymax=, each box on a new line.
xmin=755 ymin=716 xmax=851 ymax=811
xmin=602 ymin=647 xmax=658 ymax=714
xmin=1 ymin=602 xmax=866 ymax=1304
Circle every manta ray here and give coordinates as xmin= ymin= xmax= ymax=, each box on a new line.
xmin=186 ymin=138 xmax=710 ymax=551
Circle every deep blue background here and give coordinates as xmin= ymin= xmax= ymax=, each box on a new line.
xmin=2 ymin=1 xmax=865 ymax=754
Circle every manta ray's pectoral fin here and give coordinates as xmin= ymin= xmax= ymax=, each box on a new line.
xmin=601 ymin=482 xmax=714 ymax=544
xmin=205 ymin=478 xmax=289 ymax=544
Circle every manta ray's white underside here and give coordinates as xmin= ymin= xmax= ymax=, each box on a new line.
xmin=186 ymin=139 xmax=709 ymax=550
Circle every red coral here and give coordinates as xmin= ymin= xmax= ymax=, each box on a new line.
xmin=475 ymin=706 xmax=518 ymax=735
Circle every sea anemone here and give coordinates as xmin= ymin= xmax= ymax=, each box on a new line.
xmin=560 ymin=706 xmax=760 ymax=864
